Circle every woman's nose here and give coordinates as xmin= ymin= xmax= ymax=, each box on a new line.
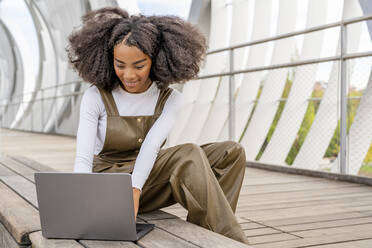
xmin=124 ymin=69 xmax=137 ymax=82
xmin=124 ymin=69 xmax=137 ymax=81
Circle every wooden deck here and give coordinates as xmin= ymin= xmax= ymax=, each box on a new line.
xmin=1 ymin=128 xmax=372 ymax=247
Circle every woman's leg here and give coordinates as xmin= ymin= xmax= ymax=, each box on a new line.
xmin=138 ymin=143 xmax=249 ymax=245
xmin=200 ymin=141 xmax=246 ymax=213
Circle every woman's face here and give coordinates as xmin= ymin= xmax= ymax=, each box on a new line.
xmin=113 ymin=43 xmax=152 ymax=93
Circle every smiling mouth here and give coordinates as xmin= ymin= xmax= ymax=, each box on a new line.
xmin=124 ymin=81 xmax=137 ymax=87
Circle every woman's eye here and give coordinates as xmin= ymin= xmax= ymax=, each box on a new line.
xmin=136 ymin=65 xmax=144 ymax=70
xmin=116 ymin=64 xmax=124 ymax=69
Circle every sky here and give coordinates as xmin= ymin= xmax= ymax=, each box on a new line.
xmin=0 ymin=0 xmax=370 ymax=91
xmin=136 ymin=0 xmax=191 ymax=18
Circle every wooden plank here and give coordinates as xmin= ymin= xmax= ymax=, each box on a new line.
xmin=238 ymin=185 xmax=371 ymax=204
xmin=239 ymin=189 xmax=372 ymax=207
xmin=165 ymin=203 xmax=244 ymax=222
xmin=138 ymin=210 xmax=179 ymax=221
xmin=162 ymin=204 xmax=250 ymax=224
xmin=239 ymin=196 xmax=372 ymax=213
xmin=242 ymin=169 xmax=326 ymax=180
xmin=246 ymin=161 xmax=372 ymax=187
xmin=0 ymin=181 xmax=40 ymax=245
xmin=9 ymin=155 xmax=57 ymax=172
xmin=243 ymin=176 xmax=323 ymax=186
xmin=280 ymin=216 xmax=372 ymax=232
xmin=240 ymin=188 xmax=372 ymax=206
xmin=0 ymin=163 xmax=38 ymax=208
xmin=161 ymin=203 xmax=183 ymax=210
xmin=243 ymin=180 xmax=358 ymax=194
xmin=309 ymin=239 xmax=372 ymax=248
xmin=248 ymin=233 xmax=299 ymax=245
xmin=240 ymin=222 xmax=266 ymax=230
xmin=0 ymin=128 xmax=76 ymax=173
xmin=236 ymin=217 xmax=252 ymax=224
xmin=79 ymin=239 xmax=139 ymax=248
xmin=260 ymin=212 xmax=372 ymax=227
xmin=239 ymin=191 xmax=372 ymax=209
xmin=145 ymin=193 xmax=244 ymax=222
xmin=342 ymin=205 xmax=372 ymax=212
xmin=0 ymin=221 xmax=24 ymax=248
xmin=0 ymin=155 xmax=37 ymax=182
xmin=162 ymin=204 xmax=188 ymax=217
xmin=137 ymin=227 xmax=199 ymax=248
xmin=243 ymin=227 xmax=281 ymax=237
xmin=360 ymin=210 xmax=372 ymax=216
xmin=292 ymin=223 xmax=372 ymax=238
xmin=238 ymin=196 xmax=372 ymax=213
xmin=241 ymin=181 xmax=361 ymax=195
xmin=238 ymin=187 xmax=372 ymax=206
xmin=236 ymin=204 xmax=372 ymax=222
xmin=149 ymin=218 xmax=251 ymax=247
xmin=253 ymin=229 xmax=372 ymax=248
xmin=29 ymin=231 xmax=83 ymax=248
xmin=81 ymin=212 xmax=197 ymax=247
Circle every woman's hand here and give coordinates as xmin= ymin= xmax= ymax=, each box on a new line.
xmin=132 ymin=187 xmax=141 ymax=221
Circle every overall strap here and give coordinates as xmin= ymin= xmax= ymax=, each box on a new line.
xmin=154 ymin=87 xmax=173 ymax=117
xmin=97 ymin=87 xmax=120 ymax=116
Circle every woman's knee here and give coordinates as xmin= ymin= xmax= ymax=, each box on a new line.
xmin=172 ymin=143 xmax=210 ymax=175
xmin=179 ymin=143 xmax=205 ymax=158
xmin=224 ymin=141 xmax=245 ymax=155
xmin=224 ymin=141 xmax=246 ymax=167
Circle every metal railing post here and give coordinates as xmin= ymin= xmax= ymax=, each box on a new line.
xmin=30 ymin=100 xmax=33 ymax=131
xmin=41 ymin=89 xmax=44 ymax=129
xmin=229 ymin=48 xmax=235 ymax=141
xmin=70 ymin=94 xmax=74 ymax=134
xmin=0 ymin=100 xmax=3 ymax=127
xmin=340 ymin=21 xmax=348 ymax=174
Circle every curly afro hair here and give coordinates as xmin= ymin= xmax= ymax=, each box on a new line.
xmin=67 ymin=7 xmax=208 ymax=91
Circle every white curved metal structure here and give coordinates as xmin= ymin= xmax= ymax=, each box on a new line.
xmin=260 ymin=0 xmax=328 ymax=164
xmin=219 ymin=0 xmax=274 ymax=143
xmin=11 ymin=0 xmax=57 ymax=132
xmin=1 ymin=0 xmax=139 ymax=135
xmin=239 ymin=0 xmax=296 ymax=160
xmin=347 ymin=68 xmax=372 ymax=175
xmin=0 ymin=17 xmax=24 ymax=128
xmin=174 ymin=0 xmax=232 ymax=145
xmin=196 ymin=0 xmax=252 ymax=144
xmin=0 ymin=20 xmax=17 ymax=112
xmin=293 ymin=0 xmax=364 ymax=171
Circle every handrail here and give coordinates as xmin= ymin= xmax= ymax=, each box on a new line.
xmin=207 ymin=14 xmax=372 ymax=55
xmin=197 ymin=51 xmax=372 ymax=80
xmin=1 ymin=80 xmax=84 ymax=100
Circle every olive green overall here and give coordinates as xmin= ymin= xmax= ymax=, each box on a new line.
xmin=92 ymin=87 xmax=249 ymax=245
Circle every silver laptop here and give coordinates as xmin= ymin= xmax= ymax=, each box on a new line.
xmin=34 ymin=172 xmax=154 ymax=241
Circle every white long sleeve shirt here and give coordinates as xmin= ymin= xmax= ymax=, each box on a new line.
xmin=73 ymin=82 xmax=183 ymax=190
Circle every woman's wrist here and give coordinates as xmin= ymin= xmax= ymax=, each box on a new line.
xmin=132 ymin=187 xmax=142 ymax=193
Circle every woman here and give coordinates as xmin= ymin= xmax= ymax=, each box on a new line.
xmin=68 ymin=7 xmax=249 ymax=245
